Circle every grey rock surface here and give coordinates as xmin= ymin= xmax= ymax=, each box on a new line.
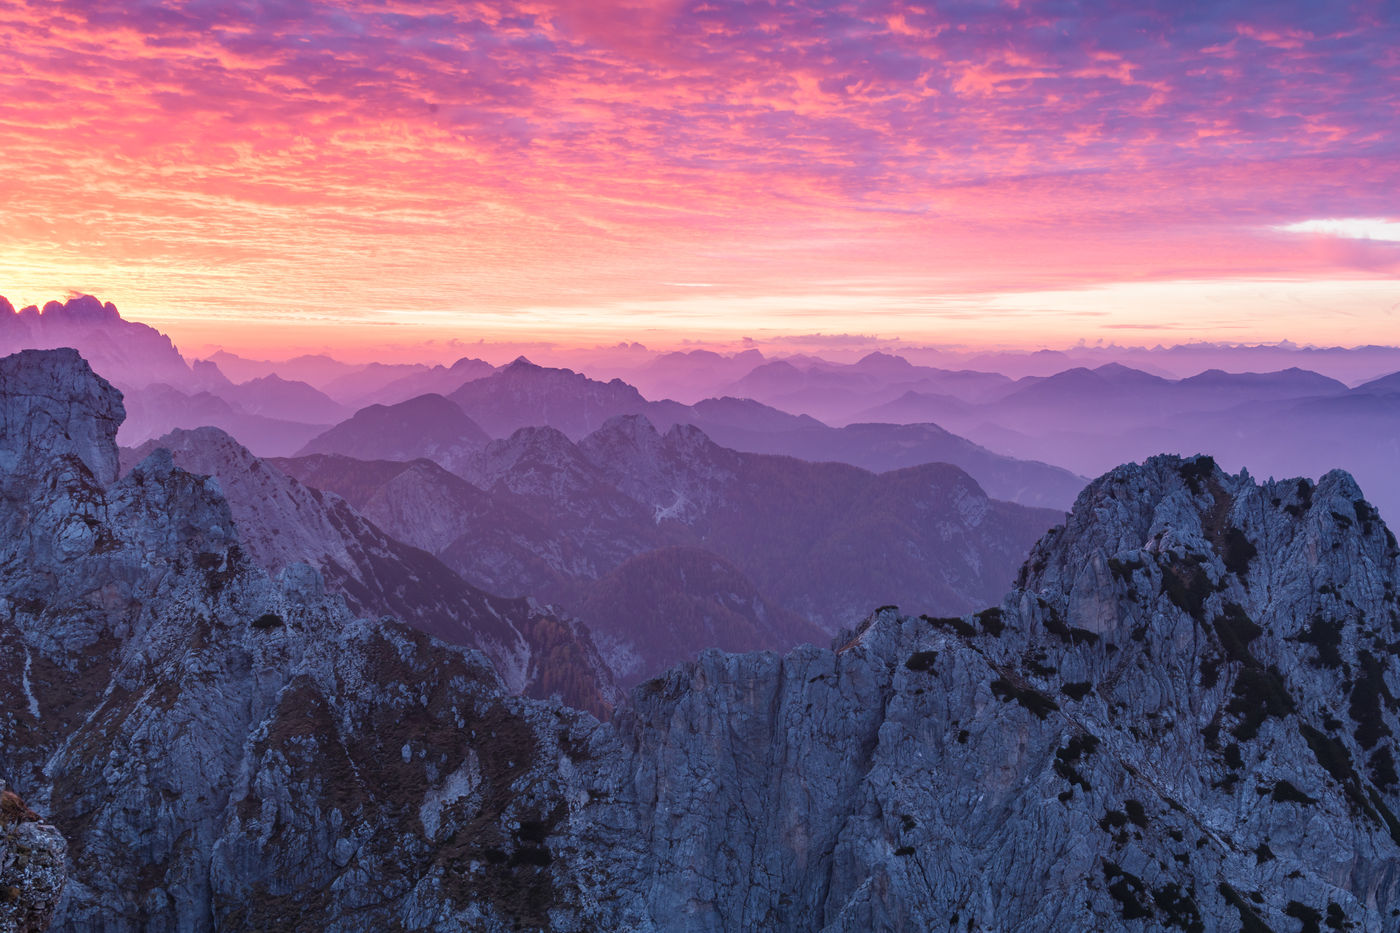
xmin=0 ymin=790 xmax=66 ymax=933
xmin=3 ymin=348 xmax=1400 ymax=930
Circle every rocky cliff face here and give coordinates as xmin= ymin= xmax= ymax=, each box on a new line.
xmin=124 ymin=426 xmax=618 ymax=717
xmin=4 ymin=348 xmax=1400 ymax=931
xmin=0 ymin=347 xmax=124 ymax=485
xmin=0 ymin=350 xmax=624 ymax=930
xmin=0 ymin=790 xmax=66 ymax=932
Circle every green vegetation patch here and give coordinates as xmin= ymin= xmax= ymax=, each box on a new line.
xmin=1109 ymin=556 xmax=1145 ymax=584
xmin=1220 ymin=527 xmax=1258 ymax=576
xmin=1295 ymin=616 xmax=1344 ymax=669
xmin=1347 ymin=650 xmax=1395 ymax=750
xmin=1284 ymin=479 xmax=1315 ymax=518
xmin=1062 ymin=681 xmax=1093 ymax=701
xmin=1355 ymin=499 xmax=1381 ymax=535
xmin=1177 ymin=457 xmax=1217 ymax=495
xmin=1284 ymin=901 xmax=1322 ymax=933
xmin=1271 ymin=780 xmax=1318 ymax=806
xmin=1102 ymin=861 xmax=1152 ymax=920
xmin=1213 ymin=603 xmax=1262 ymax=665
xmin=1217 ymin=882 xmax=1274 ymax=933
xmin=1227 ymin=665 xmax=1295 ymax=741
xmin=905 ymin=651 xmax=938 ymax=673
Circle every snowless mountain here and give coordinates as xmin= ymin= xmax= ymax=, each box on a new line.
xmin=302 ymin=357 xmax=1085 ymax=510
xmin=0 ymin=297 xmax=1082 ymax=508
xmin=278 ymin=414 xmax=1059 ymax=683
xmin=341 ymin=356 xmax=496 ymax=409
xmin=125 ymin=427 xmax=617 ymax=715
xmin=862 ymin=361 xmax=1400 ymax=523
xmin=6 ymin=347 xmax=1400 ymax=929
xmin=297 ymin=393 xmax=491 ymax=475
xmin=0 ymin=294 xmax=193 ymax=389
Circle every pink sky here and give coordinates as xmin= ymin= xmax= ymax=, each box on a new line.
xmin=0 ymin=0 xmax=1397 ymax=356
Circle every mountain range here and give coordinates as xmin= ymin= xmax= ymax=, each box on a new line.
xmin=10 ymin=297 xmax=1083 ymax=511
xmin=857 ymin=362 xmax=1400 ymax=523
xmin=276 ymin=413 xmax=1060 ymax=683
xmin=5 ymin=347 xmax=1400 ymax=929
xmin=299 ymin=357 xmax=1085 ymax=510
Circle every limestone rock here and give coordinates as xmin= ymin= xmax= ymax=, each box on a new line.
xmin=0 ymin=790 xmax=66 ymax=933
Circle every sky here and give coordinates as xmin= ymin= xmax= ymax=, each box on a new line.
xmin=0 ymin=0 xmax=1397 ymax=357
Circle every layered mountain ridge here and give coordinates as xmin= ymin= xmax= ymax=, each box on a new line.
xmin=301 ymin=357 xmax=1086 ymax=510
xmin=5 ymin=348 xmax=1400 ymax=929
xmin=279 ymin=412 xmax=1059 ymax=682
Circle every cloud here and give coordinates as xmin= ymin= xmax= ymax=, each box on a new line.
xmin=1277 ymin=219 xmax=1400 ymax=242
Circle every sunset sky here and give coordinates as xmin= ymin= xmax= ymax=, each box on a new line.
xmin=1 ymin=0 xmax=1397 ymax=357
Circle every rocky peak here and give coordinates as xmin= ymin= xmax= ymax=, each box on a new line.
xmin=577 ymin=415 xmax=666 ymax=481
xmin=470 ymin=424 xmax=596 ymax=490
xmin=0 ymin=348 xmax=124 ymax=487
xmin=0 ymin=295 xmax=192 ymax=392
xmin=40 ymin=295 xmax=119 ymax=324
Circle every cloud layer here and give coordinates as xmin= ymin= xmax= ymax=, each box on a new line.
xmin=0 ymin=0 xmax=1396 ymax=349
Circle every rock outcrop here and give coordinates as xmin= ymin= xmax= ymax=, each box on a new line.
xmin=0 ymin=790 xmax=66 ymax=933
xmin=4 ymin=348 xmax=1400 ymax=930
xmin=0 ymin=347 xmax=123 ymax=485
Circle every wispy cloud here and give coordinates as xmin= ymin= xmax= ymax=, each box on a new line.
xmin=1277 ymin=219 xmax=1400 ymax=241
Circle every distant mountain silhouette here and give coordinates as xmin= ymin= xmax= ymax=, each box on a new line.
xmin=315 ymin=356 xmax=1083 ymax=509
xmin=222 ymin=373 xmax=350 ymax=423
xmin=0 ymin=294 xmax=193 ymax=389
xmin=278 ymin=414 xmax=1061 ymax=683
xmin=343 ymin=356 xmax=496 ymax=408
xmin=297 ymin=393 xmax=491 ymax=474
xmin=447 ymin=357 xmax=692 ymax=438
xmin=203 ymin=349 xmax=366 ymax=387
xmin=719 ymin=352 xmax=1013 ymax=423
xmin=119 ymin=383 xmax=330 ymax=455
xmin=621 ymin=347 xmax=766 ymax=403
